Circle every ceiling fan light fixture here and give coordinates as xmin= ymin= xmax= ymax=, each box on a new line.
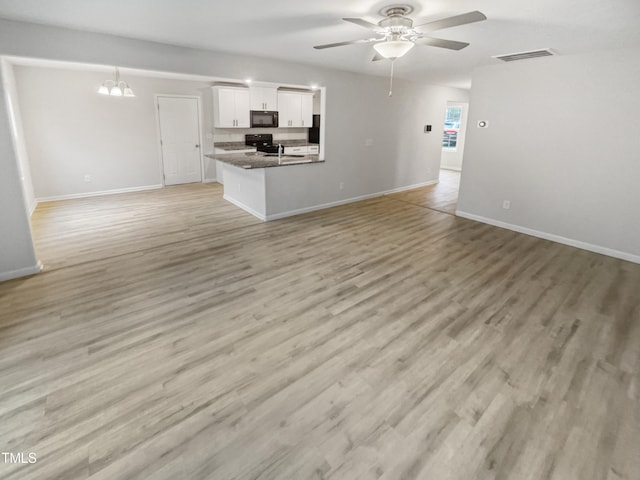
xmin=373 ymin=40 xmax=415 ymax=59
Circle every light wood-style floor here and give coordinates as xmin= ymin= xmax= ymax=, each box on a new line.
xmin=1 ymin=183 xmax=639 ymax=480
xmin=387 ymin=169 xmax=460 ymax=215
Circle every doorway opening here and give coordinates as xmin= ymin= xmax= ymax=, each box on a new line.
xmin=438 ymin=101 xmax=469 ymax=213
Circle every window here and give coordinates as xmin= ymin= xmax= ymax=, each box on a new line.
xmin=442 ymin=106 xmax=462 ymax=149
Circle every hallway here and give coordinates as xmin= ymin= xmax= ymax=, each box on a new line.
xmin=386 ymin=169 xmax=460 ymax=215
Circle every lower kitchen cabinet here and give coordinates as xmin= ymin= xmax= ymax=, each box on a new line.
xmin=283 ymin=145 xmax=319 ymax=155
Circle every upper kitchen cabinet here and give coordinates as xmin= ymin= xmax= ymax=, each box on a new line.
xmin=250 ymin=87 xmax=278 ymax=111
xmin=212 ymin=86 xmax=250 ymax=128
xmin=278 ymin=91 xmax=314 ymax=128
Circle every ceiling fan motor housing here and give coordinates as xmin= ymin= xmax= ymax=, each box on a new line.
xmin=379 ymin=5 xmax=414 ymax=32
xmin=379 ymin=16 xmax=413 ymax=31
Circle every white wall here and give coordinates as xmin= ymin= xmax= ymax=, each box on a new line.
xmin=0 ymin=17 xmax=467 ymax=280
xmin=458 ymin=48 xmax=640 ymax=262
xmin=1 ymin=59 xmax=36 ymax=213
xmin=0 ymin=60 xmax=39 ymax=281
xmin=14 ymin=66 xmax=215 ymax=199
xmin=440 ymin=101 xmax=469 ymax=171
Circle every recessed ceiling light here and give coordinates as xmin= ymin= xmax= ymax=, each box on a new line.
xmin=244 ymin=78 xmax=252 ymax=85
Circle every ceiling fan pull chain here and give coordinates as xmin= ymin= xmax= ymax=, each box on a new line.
xmin=389 ymin=59 xmax=395 ymax=97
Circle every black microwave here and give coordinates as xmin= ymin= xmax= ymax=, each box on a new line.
xmin=250 ymin=110 xmax=278 ymax=128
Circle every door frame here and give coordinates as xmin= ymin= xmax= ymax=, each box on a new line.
xmin=439 ymin=101 xmax=468 ymax=172
xmin=154 ymin=94 xmax=205 ymax=186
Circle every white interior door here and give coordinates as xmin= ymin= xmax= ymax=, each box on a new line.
xmin=158 ymin=96 xmax=202 ymax=185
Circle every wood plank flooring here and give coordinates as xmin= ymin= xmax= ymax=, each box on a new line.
xmin=387 ymin=169 xmax=460 ymax=214
xmin=1 ymin=183 xmax=639 ymax=480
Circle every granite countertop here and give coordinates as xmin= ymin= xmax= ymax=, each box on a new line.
xmin=205 ymin=152 xmax=323 ymax=169
xmin=214 ymin=140 xmax=318 ymax=151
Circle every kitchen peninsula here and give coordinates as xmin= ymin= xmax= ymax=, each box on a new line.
xmin=205 ymin=140 xmax=324 ymax=221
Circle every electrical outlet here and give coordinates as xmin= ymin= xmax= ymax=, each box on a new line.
xmin=502 ymin=200 xmax=511 ymax=209
xmin=339 ymin=182 xmax=344 ymax=190
xmin=84 ymin=174 xmax=92 ymax=182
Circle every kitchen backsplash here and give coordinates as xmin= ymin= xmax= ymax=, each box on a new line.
xmin=213 ymin=128 xmax=307 ymax=143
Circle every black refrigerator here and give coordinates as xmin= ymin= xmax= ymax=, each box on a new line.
xmin=308 ymin=115 xmax=320 ymax=144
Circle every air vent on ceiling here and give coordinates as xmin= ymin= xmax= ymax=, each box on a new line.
xmin=493 ymin=49 xmax=556 ymax=62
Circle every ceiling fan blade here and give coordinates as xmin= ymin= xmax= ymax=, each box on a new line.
xmin=415 ymin=37 xmax=470 ymax=50
xmin=414 ymin=11 xmax=486 ymax=32
xmin=343 ymin=17 xmax=381 ymax=31
xmin=314 ymin=38 xmax=376 ymax=49
xmin=372 ymin=53 xmax=385 ymax=62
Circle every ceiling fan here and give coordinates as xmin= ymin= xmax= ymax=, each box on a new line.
xmin=314 ymin=4 xmax=487 ymax=61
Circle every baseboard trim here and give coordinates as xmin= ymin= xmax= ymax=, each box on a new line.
xmin=28 ymin=199 xmax=38 ymax=216
xmin=381 ymin=180 xmax=438 ymax=195
xmin=0 ymin=261 xmax=42 ymax=282
xmin=203 ymin=178 xmax=218 ymax=184
xmin=265 ymin=180 xmax=439 ymax=221
xmin=223 ymin=194 xmax=267 ymax=221
xmin=456 ymin=210 xmax=640 ymax=265
xmin=36 ymin=184 xmax=163 ymax=202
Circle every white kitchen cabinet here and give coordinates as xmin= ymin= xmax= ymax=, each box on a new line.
xmin=282 ymin=145 xmax=319 ymax=155
xmin=283 ymin=146 xmax=307 ymax=155
xmin=250 ymin=87 xmax=278 ymax=111
xmin=278 ymin=91 xmax=314 ymax=128
xmin=300 ymin=95 xmax=313 ymax=127
xmin=212 ymin=87 xmax=250 ymax=128
xmin=277 ymin=92 xmax=296 ymax=128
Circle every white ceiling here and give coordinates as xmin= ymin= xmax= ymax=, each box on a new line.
xmin=1 ymin=0 xmax=639 ymax=89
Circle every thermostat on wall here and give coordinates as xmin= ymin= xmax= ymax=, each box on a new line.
xmin=477 ymin=120 xmax=488 ymax=128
